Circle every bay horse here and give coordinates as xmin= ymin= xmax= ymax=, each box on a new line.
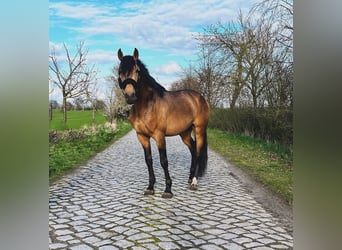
xmin=117 ymin=48 xmax=210 ymax=198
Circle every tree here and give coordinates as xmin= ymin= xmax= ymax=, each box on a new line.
xmin=249 ymin=0 xmax=293 ymax=108
xmin=105 ymin=65 xmax=130 ymax=123
xmin=171 ymin=46 xmax=228 ymax=108
xmin=49 ymin=100 xmax=60 ymax=109
xmin=194 ymin=45 xmax=228 ymax=108
xmin=197 ymin=13 xmax=254 ymax=108
xmin=170 ymin=64 xmax=199 ymax=92
xmin=73 ymin=97 xmax=86 ymax=110
xmin=196 ymin=1 xmax=293 ymax=109
xmin=49 ymin=41 xmax=97 ymax=123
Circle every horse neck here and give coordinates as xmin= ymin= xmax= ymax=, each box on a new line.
xmin=137 ymin=80 xmax=156 ymax=103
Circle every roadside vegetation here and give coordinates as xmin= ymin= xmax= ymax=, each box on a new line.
xmin=207 ymin=128 xmax=293 ymax=204
xmin=49 ymin=110 xmax=131 ymax=183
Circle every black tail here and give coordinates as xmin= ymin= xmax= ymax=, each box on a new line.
xmin=197 ymin=131 xmax=208 ymax=177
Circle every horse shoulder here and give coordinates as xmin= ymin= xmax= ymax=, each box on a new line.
xmin=129 ymin=106 xmax=156 ymax=136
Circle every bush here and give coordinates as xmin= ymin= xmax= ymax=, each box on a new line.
xmin=49 ymin=122 xmax=117 ymax=144
xmin=209 ymin=107 xmax=293 ymax=147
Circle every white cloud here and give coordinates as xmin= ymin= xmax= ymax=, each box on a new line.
xmin=87 ymin=49 xmax=116 ymax=65
xmin=49 ymin=2 xmax=114 ymax=20
xmin=50 ymin=0 xmax=255 ymax=53
xmin=154 ymin=62 xmax=182 ymax=76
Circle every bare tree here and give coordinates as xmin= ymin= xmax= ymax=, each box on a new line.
xmin=170 ymin=64 xmax=200 ymax=92
xmin=105 ymin=65 xmax=130 ymax=123
xmin=86 ymin=79 xmax=99 ymax=125
xmin=248 ymin=0 xmax=293 ymax=108
xmin=249 ymin=0 xmax=293 ymax=55
xmin=170 ymin=47 xmax=228 ymax=108
xmin=196 ymin=1 xmax=293 ymax=109
xmin=198 ymin=13 xmax=254 ymax=108
xmin=49 ymin=41 xmax=97 ymax=123
xmin=194 ymin=45 xmax=228 ymax=108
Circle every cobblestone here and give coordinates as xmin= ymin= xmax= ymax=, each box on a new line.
xmin=49 ymin=130 xmax=293 ymax=249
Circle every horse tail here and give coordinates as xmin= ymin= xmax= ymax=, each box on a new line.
xmin=197 ymin=130 xmax=208 ymax=177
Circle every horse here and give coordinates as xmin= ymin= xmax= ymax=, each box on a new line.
xmin=117 ymin=48 xmax=210 ymax=198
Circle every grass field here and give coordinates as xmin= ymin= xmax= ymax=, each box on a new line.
xmin=207 ymin=128 xmax=293 ymax=204
xmin=49 ymin=110 xmax=107 ymax=130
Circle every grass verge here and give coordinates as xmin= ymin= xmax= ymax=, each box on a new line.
xmin=49 ymin=119 xmax=132 ymax=183
xmin=207 ymin=128 xmax=293 ymax=204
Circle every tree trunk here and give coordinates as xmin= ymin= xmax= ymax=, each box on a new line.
xmin=92 ymin=104 xmax=95 ymax=126
xmin=63 ymin=95 xmax=67 ymax=123
xmin=230 ymin=90 xmax=239 ymax=109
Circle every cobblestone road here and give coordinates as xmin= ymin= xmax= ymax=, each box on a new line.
xmin=49 ymin=130 xmax=293 ymax=249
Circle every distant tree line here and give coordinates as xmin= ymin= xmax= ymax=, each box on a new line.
xmin=49 ymin=99 xmax=106 ymax=111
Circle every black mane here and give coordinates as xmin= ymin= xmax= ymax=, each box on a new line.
xmin=119 ymin=55 xmax=166 ymax=97
xmin=137 ymin=59 xmax=167 ymax=97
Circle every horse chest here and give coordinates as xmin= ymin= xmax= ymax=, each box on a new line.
xmin=129 ymin=112 xmax=157 ymax=136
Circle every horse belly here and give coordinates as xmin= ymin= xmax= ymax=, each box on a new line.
xmin=165 ymin=116 xmax=193 ymax=136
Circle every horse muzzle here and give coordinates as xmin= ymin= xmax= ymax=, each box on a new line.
xmin=124 ymin=93 xmax=138 ymax=104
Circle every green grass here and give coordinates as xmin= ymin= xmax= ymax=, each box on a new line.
xmin=49 ymin=119 xmax=132 ymax=183
xmin=49 ymin=110 xmax=107 ymax=130
xmin=207 ymin=128 xmax=293 ymax=204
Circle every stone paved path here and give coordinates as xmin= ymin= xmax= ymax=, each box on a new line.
xmin=49 ymin=130 xmax=293 ymax=249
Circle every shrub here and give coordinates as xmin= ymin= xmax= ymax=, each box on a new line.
xmin=209 ymin=107 xmax=293 ymax=147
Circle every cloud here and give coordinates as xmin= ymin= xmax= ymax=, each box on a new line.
xmin=49 ymin=2 xmax=114 ymax=20
xmin=49 ymin=0 xmax=255 ymax=53
xmin=87 ymin=49 xmax=116 ymax=65
xmin=154 ymin=61 xmax=182 ymax=76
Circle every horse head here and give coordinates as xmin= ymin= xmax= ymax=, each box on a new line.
xmin=117 ymin=48 xmax=141 ymax=104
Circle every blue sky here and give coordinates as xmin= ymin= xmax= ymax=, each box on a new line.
xmin=49 ymin=0 xmax=256 ymax=102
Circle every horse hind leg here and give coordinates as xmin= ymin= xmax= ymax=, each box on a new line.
xmin=190 ymin=125 xmax=208 ymax=190
xmin=180 ymin=128 xmax=197 ymax=185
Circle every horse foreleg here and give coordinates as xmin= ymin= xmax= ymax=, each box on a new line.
xmin=158 ymin=148 xmax=173 ymax=198
xmin=143 ymin=146 xmax=155 ymax=195
xmin=137 ymin=133 xmax=155 ymax=195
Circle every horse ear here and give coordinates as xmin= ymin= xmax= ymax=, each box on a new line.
xmin=118 ymin=49 xmax=123 ymax=61
xmin=133 ymin=48 xmax=139 ymax=61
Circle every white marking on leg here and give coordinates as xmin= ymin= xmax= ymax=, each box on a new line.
xmin=191 ymin=177 xmax=198 ymax=186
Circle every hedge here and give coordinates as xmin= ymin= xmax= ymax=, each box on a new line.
xmin=209 ymin=107 xmax=293 ymax=147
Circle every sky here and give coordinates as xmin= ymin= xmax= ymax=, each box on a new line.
xmin=49 ymin=0 xmax=256 ymax=103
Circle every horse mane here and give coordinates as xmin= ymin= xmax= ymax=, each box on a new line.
xmin=137 ymin=59 xmax=167 ymax=97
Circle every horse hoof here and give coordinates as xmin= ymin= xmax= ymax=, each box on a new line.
xmin=190 ymin=184 xmax=198 ymax=191
xmin=144 ymin=189 xmax=155 ymax=195
xmin=161 ymin=192 xmax=173 ymax=198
